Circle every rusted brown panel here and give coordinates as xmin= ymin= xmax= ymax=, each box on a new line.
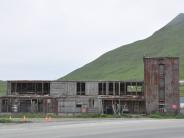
xmin=144 ymin=57 xmax=180 ymax=114
xmin=144 ymin=58 xmax=159 ymax=113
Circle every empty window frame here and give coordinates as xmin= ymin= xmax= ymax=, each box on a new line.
xmin=98 ymin=83 xmax=106 ymax=95
xmin=108 ymin=82 xmax=113 ymax=95
xmin=76 ymin=104 xmax=82 ymax=108
xmin=89 ymin=98 xmax=95 ymax=108
xmin=10 ymin=82 xmax=50 ymax=95
xmin=120 ymin=82 xmax=125 ymax=95
xmin=115 ymin=82 xmax=119 ymax=95
xmin=77 ymin=82 xmax=85 ymax=95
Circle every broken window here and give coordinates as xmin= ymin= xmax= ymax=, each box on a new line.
xmin=76 ymin=104 xmax=82 ymax=108
xmin=127 ymin=86 xmax=142 ymax=92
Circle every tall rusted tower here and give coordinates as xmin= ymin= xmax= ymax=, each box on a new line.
xmin=144 ymin=57 xmax=180 ymax=114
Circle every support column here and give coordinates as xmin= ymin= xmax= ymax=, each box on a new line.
xmin=124 ymin=82 xmax=126 ymax=95
xmin=106 ymin=82 xmax=109 ymax=95
xmin=119 ymin=82 xmax=120 ymax=96
xmin=136 ymin=82 xmax=138 ymax=96
xmin=42 ymin=82 xmax=44 ymax=95
xmin=113 ymin=82 xmax=115 ymax=96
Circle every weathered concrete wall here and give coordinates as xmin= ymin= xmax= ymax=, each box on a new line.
xmin=51 ymin=81 xmax=101 ymax=114
xmin=144 ymin=57 xmax=180 ymax=114
xmin=85 ymin=82 xmax=98 ymax=96
xmin=57 ymin=96 xmax=101 ymax=114
xmin=50 ymin=81 xmax=99 ymax=96
xmin=50 ymin=81 xmax=76 ymax=96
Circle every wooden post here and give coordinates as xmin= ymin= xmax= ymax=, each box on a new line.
xmin=15 ymin=82 xmax=17 ymax=94
xmin=37 ymin=98 xmax=39 ymax=112
xmin=31 ymin=99 xmax=33 ymax=112
xmin=119 ymin=82 xmax=120 ymax=96
xmin=136 ymin=82 xmax=137 ymax=96
xmin=124 ymin=82 xmax=127 ymax=95
xmin=113 ymin=82 xmax=115 ymax=96
xmin=42 ymin=82 xmax=44 ymax=95
xmin=106 ymin=82 xmax=109 ymax=95
xmin=35 ymin=83 xmax=36 ymax=95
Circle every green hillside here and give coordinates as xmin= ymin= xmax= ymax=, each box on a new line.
xmin=60 ymin=13 xmax=184 ymax=81
xmin=0 ymin=81 xmax=7 ymax=96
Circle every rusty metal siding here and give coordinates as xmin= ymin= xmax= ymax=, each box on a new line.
xmin=144 ymin=57 xmax=180 ymax=114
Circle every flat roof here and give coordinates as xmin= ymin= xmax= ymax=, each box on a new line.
xmin=143 ymin=57 xmax=179 ymax=59
xmin=7 ymin=80 xmax=144 ymax=83
xmin=0 ymin=95 xmax=54 ymax=99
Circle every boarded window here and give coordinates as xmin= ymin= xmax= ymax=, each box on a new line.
xmin=159 ymin=64 xmax=165 ymax=76
xmin=159 ymin=78 xmax=165 ymax=101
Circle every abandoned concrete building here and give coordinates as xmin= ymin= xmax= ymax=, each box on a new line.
xmin=0 ymin=57 xmax=180 ymax=114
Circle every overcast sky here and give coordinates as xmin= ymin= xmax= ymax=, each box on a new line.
xmin=0 ymin=0 xmax=184 ymax=80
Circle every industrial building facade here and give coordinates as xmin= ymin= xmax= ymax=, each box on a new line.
xmin=0 ymin=57 xmax=180 ymax=114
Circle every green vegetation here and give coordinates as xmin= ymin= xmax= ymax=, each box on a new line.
xmin=0 ymin=118 xmax=31 ymax=123
xmin=0 ymin=81 xmax=7 ymax=96
xmin=60 ymin=13 xmax=184 ymax=81
xmin=0 ymin=113 xmax=127 ymax=119
xmin=148 ymin=112 xmax=184 ymax=119
xmin=1 ymin=113 xmax=184 ymax=122
xmin=0 ymin=113 xmax=53 ymax=118
xmin=0 ymin=118 xmax=15 ymax=123
xmin=180 ymin=85 xmax=184 ymax=96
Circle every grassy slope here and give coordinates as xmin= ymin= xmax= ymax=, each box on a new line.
xmin=60 ymin=13 xmax=184 ymax=81
xmin=0 ymin=81 xmax=7 ymax=96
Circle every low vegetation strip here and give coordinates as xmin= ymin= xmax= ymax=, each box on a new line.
xmin=0 ymin=118 xmax=31 ymax=123
xmin=0 ymin=113 xmax=184 ymax=123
